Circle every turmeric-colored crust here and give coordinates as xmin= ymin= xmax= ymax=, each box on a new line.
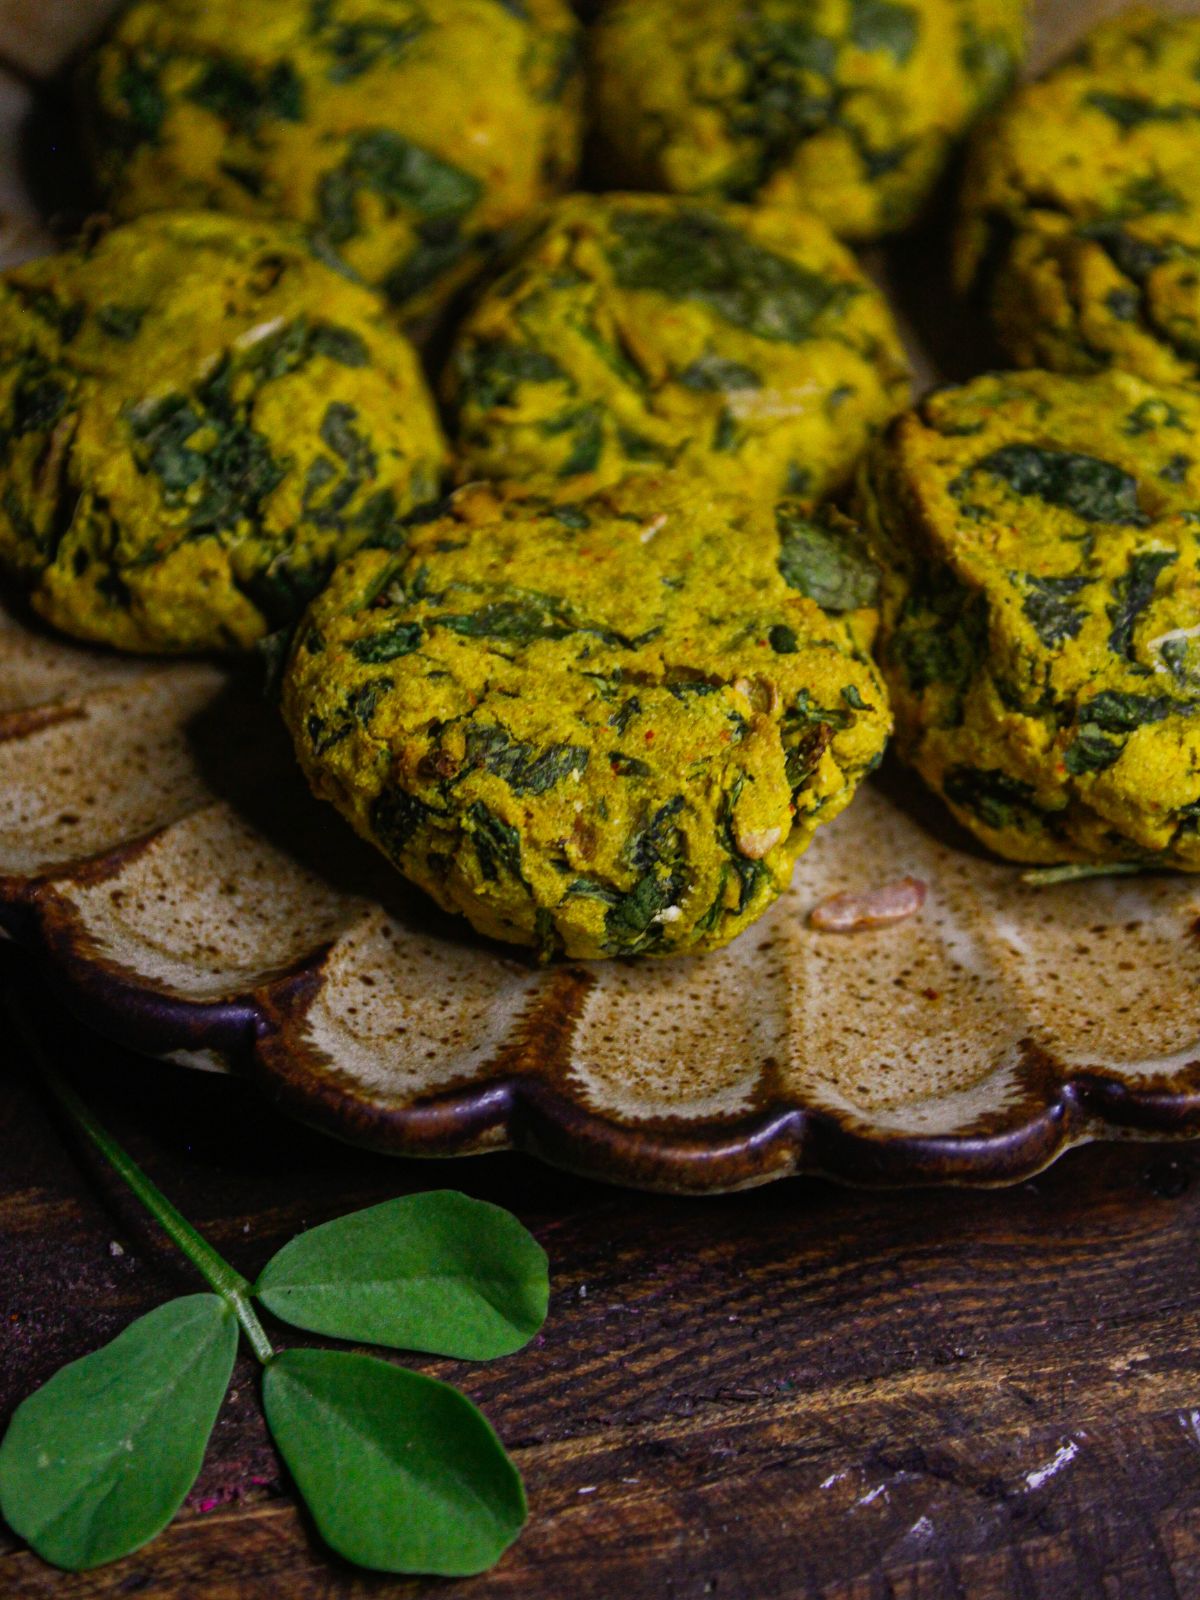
xmin=957 ymin=9 xmax=1200 ymax=382
xmin=82 ymin=0 xmax=583 ymax=324
xmin=859 ymin=368 xmax=1200 ymax=867
xmin=443 ymin=193 xmax=910 ymax=499
xmin=589 ymin=0 xmax=1026 ymax=241
xmin=0 ymin=212 xmax=445 ymax=653
xmin=283 ymin=474 xmax=891 ymax=958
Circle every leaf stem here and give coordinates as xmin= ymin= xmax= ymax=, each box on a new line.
xmin=7 ymin=993 xmax=275 ymax=1365
xmin=1020 ymin=862 xmax=1143 ymax=887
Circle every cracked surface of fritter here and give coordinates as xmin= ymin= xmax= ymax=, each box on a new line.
xmin=858 ymin=369 xmax=1200 ymax=868
xmin=0 ymin=212 xmax=445 ymax=653
xmin=443 ymin=193 xmax=911 ymax=500
xmin=82 ymin=0 xmax=583 ymax=325
xmin=957 ymin=9 xmax=1200 ymax=382
xmin=283 ymin=475 xmax=891 ymax=958
xmin=588 ymin=0 xmax=1026 ymax=242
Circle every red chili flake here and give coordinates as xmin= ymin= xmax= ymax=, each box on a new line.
xmin=644 ymin=730 xmax=656 ymax=744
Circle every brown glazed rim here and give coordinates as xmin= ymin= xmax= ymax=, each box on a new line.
xmin=6 ymin=855 xmax=1200 ymax=1194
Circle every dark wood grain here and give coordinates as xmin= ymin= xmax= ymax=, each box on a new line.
xmin=3 ymin=942 xmax=1200 ymax=1599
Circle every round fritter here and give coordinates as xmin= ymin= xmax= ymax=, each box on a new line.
xmin=82 ymin=0 xmax=583 ymax=326
xmin=858 ymin=369 xmax=1200 ymax=869
xmin=283 ymin=475 xmax=891 ymax=959
xmin=957 ymin=10 xmax=1200 ymax=383
xmin=0 ymin=212 xmax=445 ymax=654
xmin=588 ymin=0 xmax=1026 ymax=242
xmin=443 ymin=193 xmax=911 ymax=499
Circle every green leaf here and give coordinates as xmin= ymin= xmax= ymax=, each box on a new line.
xmin=455 ymin=341 xmax=566 ymax=411
xmin=350 ymin=621 xmax=424 ymax=662
xmin=1083 ymin=690 xmax=1185 ymax=732
xmin=944 ymin=765 xmax=1040 ymax=832
xmin=468 ymin=800 xmax=525 ymax=884
xmin=316 ymin=130 xmax=482 ymax=247
xmin=186 ymin=58 xmax=305 ymax=136
xmin=0 ymin=1295 xmax=236 ymax=1571
xmin=369 ymin=786 xmax=433 ymax=861
xmin=850 ymin=0 xmax=918 ymax=62
xmin=776 ymin=504 xmax=879 ymax=612
xmin=1084 ymin=91 xmax=1193 ymax=130
xmin=254 ymin=1191 xmax=549 ymax=1359
xmin=607 ymin=208 xmax=854 ymax=343
xmin=1019 ymin=573 xmax=1089 ymax=647
xmin=263 ymin=1348 xmax=526 ymax=1576
xmin=966 ymin=444 xmax=1148 ymax=527
xmin=1063 ymin=723 xmax=1121 ymax=774
xmin=1108 ymin=548 xmax=1178 ymax=661
xmin=462 ymin=724 xmax=590 ymax=797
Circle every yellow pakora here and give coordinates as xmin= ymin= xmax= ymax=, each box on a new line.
xmin=0 ymin=212 xmax=445 ymax=654
xmin=588 ymin=0 xmax=1027 ymax=242
xmin=443 ymin=193 xmax=911 ymax=499
xmin=858 ymin=369 xmax=1200 ymax=868
xmin=957 ymin=9 xmax=1200 ymax=383
xmin=283 ymin=474 xmax=891 ymax=958
xmin=82 ymin=0 xmax=583 ymax=326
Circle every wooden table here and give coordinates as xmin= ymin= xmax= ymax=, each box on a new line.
xmin=4 ymin=940 xmax=1200 ymax=1599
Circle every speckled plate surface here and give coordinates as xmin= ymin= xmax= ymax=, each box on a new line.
xmin=2 ymin=0 xmax=1200 ymax=1192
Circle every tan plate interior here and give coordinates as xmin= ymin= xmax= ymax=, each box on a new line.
xmin=1 ymin=0 xmax=1199 ymax=1192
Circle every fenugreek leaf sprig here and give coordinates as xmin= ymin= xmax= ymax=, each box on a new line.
xmin=0 ymin=999 xmax=547 ymax=1577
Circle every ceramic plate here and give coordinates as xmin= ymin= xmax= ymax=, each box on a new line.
xmin=2 ymin=0 xmax=1199 ymax=1192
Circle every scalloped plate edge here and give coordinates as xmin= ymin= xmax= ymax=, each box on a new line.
xmin=7 ymin=880 xmax=1200 ymax=1192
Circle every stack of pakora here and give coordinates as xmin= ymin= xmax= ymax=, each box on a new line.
xmin=7 ymin=1 xmax=1198 ymax=960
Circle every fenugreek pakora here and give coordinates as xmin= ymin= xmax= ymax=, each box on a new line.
xmin=0 ymin=212 xmax=445 ymax=653
xmin=82 ymin=0 xmax=583 ymax=325
xmin=283 ymin=474 xmax=891 ymax=958
xmin=443 ymin=193 xmax=911 ymax=499
xmin=859 ymin=369 xmax=1200 ymax=868
xmin=957 ymin=9 xmax=1200 ymax=382
xmin=589 ymin=0 xmax=1027 ymax=242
